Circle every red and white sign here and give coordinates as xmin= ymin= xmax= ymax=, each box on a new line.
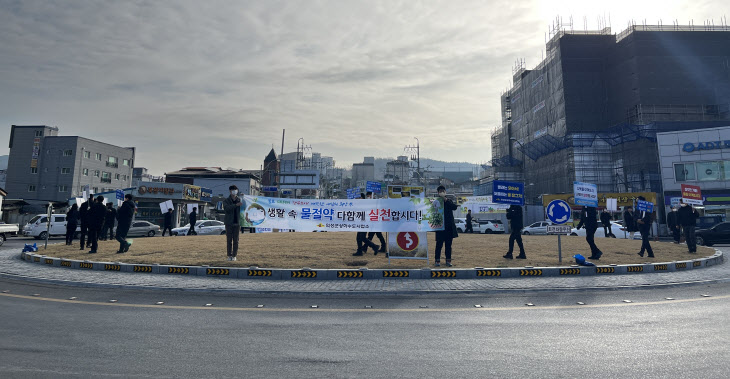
xmin=681 ymin=184 xmax=703 ymax=205
xmin=396 ymin=232 xmax=419 ymax=252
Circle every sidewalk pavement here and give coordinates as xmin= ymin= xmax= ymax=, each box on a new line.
xmin=1 ymin=247 xmax=728 ymax=295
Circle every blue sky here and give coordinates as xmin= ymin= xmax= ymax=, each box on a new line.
xmin=0 ymin=0 xmax=723 ymax=174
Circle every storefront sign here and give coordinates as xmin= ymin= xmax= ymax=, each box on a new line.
xmin=240 ymin=195 xmax=444 ymax=233
xmin=200 ymin=188 xmax=212 ymax=203
xmin=183 ymin=184 xmax=201 ymax=201
xmin=137 ymin=185 xmax=176 ymax=196
xmin=681 ymin=184 xmax=703 ymax=205
xmin=682 ymin=140 xmax=730 ymax=153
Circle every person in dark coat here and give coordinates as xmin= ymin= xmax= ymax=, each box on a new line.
xmin=365 ymin=192 xmax=386 ymax=254
xmin=623 ymin=206 xmax=637 ymax=239
xmin=223 ymin=185 xmax=243 ymax=260
xmin=434 ymin=185 xmax=458 ymax=267
xmin=101 ymin=203 xmax=116 ymax=241
xmin=635 ymin=196 xmax=654 ymax=258
xmin=162 ymin=208 xmax=174 ymax=237
xmin=353 ymin=193 xmax=379 ymax=256
xmin=87 ymin=196 xmax=107 ymax=254
xmin=465 ymin=210 xmax=474 ymax=233
xmin=188 ymin=207 xmax=198 ymax=235
xmin=78 ymin=194 xmax=94 ymax=250
xmin=503 ymin=204 xmax=526 ymax=259
xmin=577 ymin=206 xmax=603 ymax=260
xmin=65 ymin=204 xmax=79 ymax=246
xmin=116 ymin=194 xmax=135 ymax=254
xmin=600 ymin=209 xmax=615 ymax=237
xmin=667 ymin=207 xmax=680 ymax=244
xmin=677 ymin=199 xmax=700 ymax=253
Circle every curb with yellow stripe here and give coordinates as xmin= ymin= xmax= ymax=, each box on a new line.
xmin=18 ymin=250 xmax=724 ymax=280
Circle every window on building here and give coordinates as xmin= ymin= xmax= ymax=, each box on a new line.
xmin=108 ymin=157 xmax=117 ymax=164
xmin=107 ymin=156 xmax=118 ymax=168
xmin=34 ymin=130 xmax=43 ymax=137
xmin=58 ymin=185 xmax=68 ymax=192
xmin=94 ymin=170 xmax=100 ymax=177
xmin=63 ymin=149 xmax=73 ymax=156
xmin=30 ymin=167 xmax=38 ymax=174
xmin=674 ymin=163 xmax=696 ymax=182
xmin=697 ymin=161 xmax=721 ymax=181
xmin=84 ymin=151 xmax=91 ymax=159
xmin=102 ymin=171 xmax=111 ymax=178
xmin=61 ymin=168 xmax=71 ymax=174
xmin=724 ymin=161 xmax=730 ymax=181
xmin=115 ymin=173 xmax=120 ymax=180
xmin=123 ymin=159 xmax=130 ymax=166
xmin=93 ymin=187 xmax=99 ymax=193
xmin=28 ymin=185 xmax=36 ymax=192
xmin=83 ymin=168 xmax=89 ymax=176
xmin=95 ymin=153 xmax=102 ymax=161
xmin=122 ymin=175 xmax=127 ymax=181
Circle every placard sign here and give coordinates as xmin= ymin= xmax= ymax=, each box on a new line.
xmin=681 ymin=184 xmax=703 ymax=205
xmin=573 ymin=181 xmax=598 ymax=207
xmin=636 ymin=200 xmax=654 ymax=213
xmin=492 ymin=181 xmax=524 ymax=205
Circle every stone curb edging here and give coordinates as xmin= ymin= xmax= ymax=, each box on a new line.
xmin=18 ymin=250 xmax=724 ymax=281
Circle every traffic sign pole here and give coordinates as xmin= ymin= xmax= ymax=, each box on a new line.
xmin=558 ymin=235 xmax=562 ymax=263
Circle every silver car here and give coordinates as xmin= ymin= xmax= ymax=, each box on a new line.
xmin=521 ymin=221 xmax=553 ymax=235
xmin=172 ymin=220 xmax=226 ymax=236
xmin=114 ymin=221 xmax=160 ymax=237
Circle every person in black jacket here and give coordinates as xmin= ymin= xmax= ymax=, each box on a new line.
xmin=162 ymin=208 xmax=174 ymax=237
xmin=353 ymin=193 xmax=380 ymax=256
xmin=65 ymin=204 xmax=79 ymax=246
xmin=101 ymin=203 xmax=116 ymax=241
xmin=116 ymin=194 xmax=135 ymax=254
xmin=503 ymin=204 xmax=526 ymax=259
xmin=635 ymin=196 xmax=654 ymax=258
xmin=87 ymin=196 xmax=107 ymax=254
xmin=576 ymin=206 xmax=603 ymax=260
xmin=600 ymin=209 xmax=615 ymax=237
xmin=434 ymin=185 xmax=458 ymax=267
xmin=188 ymin=207 xmax=198 ymax=235
xmin=78 ymin=194 xmax=94 ymax=250
xmin=666 ymin=207 xmax=680 ymax=244
xmin=465 ymin=210 xmax=474 ymax=233
xmin=677 ymin=199 xmax=700 ymax=253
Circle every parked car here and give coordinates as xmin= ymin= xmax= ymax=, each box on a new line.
xmin=0 ymin=222 xmax=20 ymax=246
xmin=695 ymin=222 xmax=730 ymax=247
xmin=172 ymin=220 xmax=226 ymax=236
xmin=23 ymin=214 xmax=80 ymax=240
xmin=697 ymin=215 xmax=726 ymax=230
xmin=522 ymin=221 xmax=553 ymax=235
xmin=454 ymin=218 xmax=479 ymax=233
xmin=114 ymin=221 xmax=160 ymax=237
xmin=569 ymin=221 xmax=634 ymax=238
xmin=475 ymin=219 xmax=505 ymax=234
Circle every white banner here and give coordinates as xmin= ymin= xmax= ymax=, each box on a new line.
xmin=459 ymin=196 xmax=509 ymax=214
xmin=241 ymin=195 xmax=445 ymax=232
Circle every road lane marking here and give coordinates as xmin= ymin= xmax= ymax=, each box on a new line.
xmin=1 ymin=292 xmax=729 ymax=312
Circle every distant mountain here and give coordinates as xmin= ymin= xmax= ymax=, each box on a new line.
xmin=371 ymin=157 xmax=478 ymax=180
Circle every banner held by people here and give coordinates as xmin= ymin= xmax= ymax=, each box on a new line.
xmin=240 ymin=195 xmax=445 ymax=233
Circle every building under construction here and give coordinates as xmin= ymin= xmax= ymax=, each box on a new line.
xmin=491 ymin=23 xmax=730 ymax=205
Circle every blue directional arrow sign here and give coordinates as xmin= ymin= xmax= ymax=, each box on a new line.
xmin=546 ymin=200 xmax=571 ymax=225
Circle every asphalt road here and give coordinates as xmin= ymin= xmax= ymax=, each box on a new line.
xmin=0 ymin=277 xmax=728 ymax=378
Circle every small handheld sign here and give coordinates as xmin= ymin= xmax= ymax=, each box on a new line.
xmin=492 ymin=180 xmax=524 ymax=205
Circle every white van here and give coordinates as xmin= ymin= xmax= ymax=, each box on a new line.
xmin=23 ymin=214 xmax=81 ymax=240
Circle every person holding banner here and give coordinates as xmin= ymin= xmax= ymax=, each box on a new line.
xmin=635 ymin=196 xmax=655 ymax=258
xmin=354 ymin=193 xmax=380 ymax=256
xmin=503 ymin=204 xmax=526 ymax=259
xmin=162 ymin=209 xmax=174 ymax=237
xmin=365 ymin=192 xmax=386 ymax=254
xmin=677 ymin=199 xmax=700 ymax=253
xmin=434 ymin=185 xmax=458 ymax=267
xmin=576 ymin=206 xmax=603 ymax=260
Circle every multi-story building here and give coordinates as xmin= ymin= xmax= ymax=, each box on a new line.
xmin=132 ymin=167 xmax=164 ymax=187
xmin=164 ymin=167 xmax=261 ymax=198
xmin=491 ymin=25 xmax=730 ymax=210
xmin=352 ymin=157 xmax=375 ymax=189
xmin=6 ymin=125 xmax=135 ymax=211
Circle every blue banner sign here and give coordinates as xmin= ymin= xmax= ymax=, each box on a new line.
xmin=346 ymin=188 xmax=361 ymax=200
xmin=366 ymin=181 xmax=382 ymax=193
xmin=492 ymin=180 xmax=524 ymax=205
xmin=115 ymin=189 xmax=124 ymax=200
xmin=637 ymin=200 xmax=654 ymax=213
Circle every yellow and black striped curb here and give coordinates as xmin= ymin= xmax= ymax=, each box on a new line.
xmin=18 ymin=251 xmax=724 ymax=280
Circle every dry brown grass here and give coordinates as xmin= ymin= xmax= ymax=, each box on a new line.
xmin=41 ymin=232 xmax=715 ymax=269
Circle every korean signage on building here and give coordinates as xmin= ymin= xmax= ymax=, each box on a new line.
xmin=542 ymin=192 xmax=658 ymax=209
xmin=183 ymin=184 xmax=202 ymax=201
xmin=681 ymin=140 xmax=730 ymax=153
xmin=240 ymin=195 xmax=444 ymax=233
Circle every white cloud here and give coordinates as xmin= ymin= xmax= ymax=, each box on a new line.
xmin=0 ymin=0 xmax=724 ymax=173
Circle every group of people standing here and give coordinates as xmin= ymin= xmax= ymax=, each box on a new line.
xmin=64 ymin=193 xmax=136 ymax=254
xmin=665 ymin=200 xmax=701 ymax=253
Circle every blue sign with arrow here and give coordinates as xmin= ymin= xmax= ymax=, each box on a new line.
xmin=546 ymin=200 xmax=571 ymax=225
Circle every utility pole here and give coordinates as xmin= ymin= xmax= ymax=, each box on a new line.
xmin=404 ymin=137 xmax=420 ymax=187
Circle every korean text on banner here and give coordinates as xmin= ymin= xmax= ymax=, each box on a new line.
xmin=240 ymin=195 xmax=445 ymax=233
xmin=459 ymin=196 xmax=509 ymax=214
xmin=681 ymin=184 xmax=703 ymax=205
xmin=573 ymin=181 xmax=598 ymax=207
xmin=492 ymin=181 xmax=524 ymax=205
xmin=637 ymin=200 xmax=654 ymax=213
